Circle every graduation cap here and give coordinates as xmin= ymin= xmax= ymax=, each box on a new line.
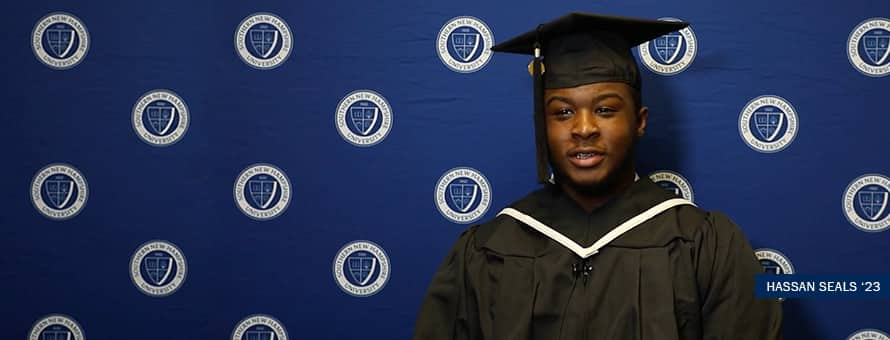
xmin=490 ymin=12 xmax=688 ymax=183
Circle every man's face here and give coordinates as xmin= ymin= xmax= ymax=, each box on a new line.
xmin=544 ymin=82 xmax=648 ymax=192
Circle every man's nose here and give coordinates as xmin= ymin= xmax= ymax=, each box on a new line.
xmin=572 ymin=110 xmax=600 ymax=139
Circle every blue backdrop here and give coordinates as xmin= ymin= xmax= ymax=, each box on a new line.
xmin=2 ymin=0 xmax=889 ymax=339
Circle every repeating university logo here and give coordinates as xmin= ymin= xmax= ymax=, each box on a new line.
xmin=231 ymin=315 xmax=288 ymax=340
xmin=333 ymin=240 xmax=390 ymax=297
xmin=130 ymin=240 xmax=187 ymax=297
xmin=738 ymin=95 xmax=798 ymax=153
xmin=132 ymin=89 xmax=190 ymax=146
xmin=848 ymin=18 xmax=890 ymax=77
xmin=29 ymin=314 xmax=84 ymax=340
xmin=848 ymin=329 xmax=890 ymax=340
xmin=755 ymin=248 xmax=794 ymax=275
xmin=32 ymin=12 xmax=89 ymax=69
xmin=31 ymin=164 xmax=88 ymax=220
xmin=756 ymin=248 xmax=794 ymax=301
xmin=235 ymin=13 xmax=293 ymax=69
xmin=638 ymin=18 xmax=696 ymax=75
xmin=234 ymin=164 xmax=292 ymax=220
xmin=649 ymin=170 xmax=694 ymax=202
xmin=437 ymin=16 xmax=494 ymax=73
xmin=435 ymin=167 xmax=492 ymax=224
xmin=335 ymin=90 xmax=393 ymax=147
xmin=843 ymin=174 xmax=890 ymax=232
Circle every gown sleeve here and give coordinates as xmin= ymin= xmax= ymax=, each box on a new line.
xmin=696 ymin=212 xmax=783 ymax=340
xmin=414 ymin=227 xmax=483 ymax=340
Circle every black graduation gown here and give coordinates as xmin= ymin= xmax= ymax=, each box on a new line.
xmin=414 ymin=178 xmax=782 ymax=340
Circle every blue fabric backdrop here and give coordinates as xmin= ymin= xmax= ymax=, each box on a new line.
xmin=2 ymin=0 xmax=888 ymax=339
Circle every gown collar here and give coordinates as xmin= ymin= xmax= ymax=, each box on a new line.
xmin=482 ymin=175 xmax=689 ymax=257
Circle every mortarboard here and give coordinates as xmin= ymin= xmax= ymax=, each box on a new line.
xmin=490 ymin=12 xmax=688 ymax=183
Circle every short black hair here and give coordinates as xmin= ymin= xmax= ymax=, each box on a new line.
xmin=630 ymin=87 xmax=642 ymax=115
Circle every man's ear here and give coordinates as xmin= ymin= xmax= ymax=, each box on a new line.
xmin=636 ymin=106 xmax=649 ymax=137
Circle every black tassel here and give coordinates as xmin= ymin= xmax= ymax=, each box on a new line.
xmin=533 ymin=25 xmax=549 ymax=184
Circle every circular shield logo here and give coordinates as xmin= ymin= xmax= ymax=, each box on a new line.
xmin=132 ymin=89 xmax=190 ymax=146
xmin=843 ymin=174 xmax=890 ymax=232
xmin=638 ymin=18 xmax=696 ymax=75
xmin=29 ymin=315 xmax=85 ymax=340
xmin=437 ymin=16 xmax=494 ymax=73
xmin=335 ymin=90 xmax=393 ymax=147
xmin=31 ymin=164 xmax=88 ymax=220
xmin=755 ymin=248 xmax=794 ymax=301
xmin=649 ymin=170 xmax=694 ymax=202
xmin=32 ymin=12 xmax=89 ymax=70
xmin=333 ymin=240 xmax=390 ymax=297
xmin=739 ymin=95 xmax=798 ymax=153
xmin=848 ymin=329 xmax=890 ymax=340
xmin=435 ymin=167 xmax=492 ymax=224
xmin=755 ymin=248 xmax=794 ymax=275
xmin=234 ymin=164 xmax=292 ymax=220
xmin=235 ymin=13 xmax=293 ymax=70
xmin=231 ymin=314 xmax=289 ymax=340
xmin=848 ymin=18 xmax=890 ymax=77
xmin=130 ymin=240 xmax=187 ymax=297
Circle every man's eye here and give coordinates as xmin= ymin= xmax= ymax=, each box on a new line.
xmin=595 ymin=107 xmax=616 ymax=115
xmin=554 ymin=108 xmax=574 ymax=117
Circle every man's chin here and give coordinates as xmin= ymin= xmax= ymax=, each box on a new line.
xmin=561 ymin=174 xmax=609 ymax=194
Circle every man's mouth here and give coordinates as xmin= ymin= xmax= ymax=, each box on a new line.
xmin=568 ymin=150 xmax=605 ymax=168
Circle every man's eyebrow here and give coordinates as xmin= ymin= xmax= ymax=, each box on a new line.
xmin=546 ymin=96 xmax=573 ymax=106
xmin=592 ymin=93 xmax=626 ymax=103
xmin=546 ymin=93 xmax=627 ymax=107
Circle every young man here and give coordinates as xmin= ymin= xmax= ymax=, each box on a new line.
xmin=414 ymin=12 xmax=782 ymax=339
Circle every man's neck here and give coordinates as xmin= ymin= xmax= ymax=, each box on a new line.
xmin=560 ymin=169 xmax=637 ymax=214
